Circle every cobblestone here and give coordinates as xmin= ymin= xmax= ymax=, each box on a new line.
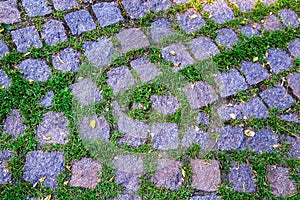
xmin=287 ymin=73 xmax=300 ymax=98
xmin=41 ymin=20 xmax=68 ymax=46
xmin=240 ymin=61 xmax=270 ymax=85
xmin=92 ymin=2 xmax=124 ymax=27
xmin=51 ymin=48 xmax=80 ymax=72
xmin=280 ymin=113 xmax=300 ymax=123
xmin=151 ymin=123 xmax=178 ymax=150
xmin=216 ymin=28 xmax=238 ymax=49
xmin=197 ymin=112 xmax=210 ymax=125
xmin=288 ymin=38 xmax=300 ymax=58
xmin=0 ymin=0 xmax=21 ymax=24
xmin=217 ymin=104 xmax=243 ymax=121
xmin=151 ymin=18 xmax=174 ymax=43
xmin=148 ymin=0 xmax=172 ymax=12
xmin=176 ymin=8 xmax=206 ymax=34
xmin=130 ymin=57 xmax=161 ymax=83
xmin=229 ymin=0 xmax=255 ymax=12
xmin=263 ymin=14 xmax=282 ymax=31
xmin=266 ymin=48 xmax=293 ymax=74
xmin=150 ymin=95 xmax=180 ymax=115
xmin=261 ymin=0 xmax=278 ymax=6
xmin=64 ymin=10 xmax=96 ymax=35
xmin=117 ymin=28 xmax=150 ymax=52
xmin=203 ymin=0 xmax=234 ymax=24
xmin=181 ymin=127 xmax=208 ymax=149
xmin=190 ymin=36 xmax=220 ymax=61
xmin=238 ymin=24 xmax=261 ymax=37
xmin=115 ymin=194 xmax=142 ymax=200
xmin=279 ymin=9 xmax=299 ymax=28
xmin=122 ymin=0 xmax=149 ymax=19
xmin=52 ymin=0 xmax=78 ymax=11
xmin=79 ymin=116 xmax=110 ymax=141
xmin=22 ymin=0 xmax=51 ymax=17
xmin=0 ymin=40 xmax=9 ymax=58
xmin=217 ymin=126 xmax=244 ymax=150
xmin=0 ymin=69 xmax=10 ymax=90
xmin=228 ymin=163 xmax=256 ymax=192
xmin=17 ymin=59 xmax=51 ymax=82
xmin=0 ymin=150 xmax=12 ymax=185
xmin=38 ymin=91 xmax=54 ymax=108
xmin=190 ymin=195 xmax=220 ymax=200
xmin=240 ymin=96 xmax=269 ymax=119
xmin=3 ymin=109 xmax=26 ymax=137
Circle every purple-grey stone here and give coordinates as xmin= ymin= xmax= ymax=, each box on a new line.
xmin=151 ymin=18 xmax=174 ymax=42
xmin=152 ymin=123 xmax=178 ymax=150
xmin=22 ymin=0 xmax=51 ymax=17
xmin=79 ymin=115 xmax=110 ymax=141
xmin=122 ymin=0 xmax=149 ymax=19
xmin=52 ymin=0 xmax=78 ymax=11
xmin=17 ymin=59 xmax=51 ymax=82
xmin=203 ymin=0 xmax=234 ymax=24
xmin=240 ymin=96 xmax=269 ymax=119
xmin=183 ymin=82 xmax=218 ymax=109
xmin=92 ymin=2 xmax=124 ymax=27
xmin=197 ymin=112 xmax=210 ymax=125
xmin=0 ymin=0 xmax=21 ymax=24
xmin=263 ymin=14 xmax=282 ymax=31
xmin=115 ymin=194 xmax=142 ymax=200
xmin=287 ymin=73 xmax=300 ymax=98
xmin=261 ymin=0 xmax=278 ymax=6
xmin=0 ymin=69 xmax=10 ymax=90
xmin=217 ymin=104 xmax=243 ymax=121
xmin=280 ymin=113 xmax=299 ymax=124
xmin=228 ymin=163 xmax=256 ymax=192
xmin=0 ymin=150 xmax=12 ymax=185
xmin=176 ymin=8 xmax=206 ymax=34
xmin=51 ymin=48 xmax=80 ymax=72
xmin=289 ymin=137 xmax=300 ymax=159
xmin=150 ymin=95 xmax=180 ymax=115
xmin=64 ymin=10 xmax=96 ymax=35
xmin=288 ymin=38 xmax=300 ymax=58
xmin=41 ymin=19 xmax=68 ymax=46
xmin=239 ymin=24 xmax=261 ymax=37
xmin=229 ymin=0 xmax=255 ymax=12
xmin=216 ymin=28 xmax=238 ymax=49
xmin=38 ymin=91 xmax=54 ymax=108
xmin=240 ymin=61 xmax=270 ymax=85
xmin=147 ymin=0 xmax=172 ymax=12
xmin=260 ymin=85 xmax=295 ymax=110
xmin=214 ymin=68 xmax=248 ymax=98
xmin=181 ymin=127 xmax=208 ymax=149
xmin=11 ymin=26 xmax=42 ymax=53
xmin=190 ymin=195 xmax=221 ymax=200
xmin=217 ymin=126 xmax=244 ymax=150
xmin=116 ymin=28 xmax=150 ymax=52
xmin=279 ymin=9 xmax=299 ymax=28
xmin=23 ymin=151 xmax=65 ymax=188
xmin=0 ymin=40 xmax=9 ymax=58
xmin=266 ymin=48 xmax=293 ymax=74
xmin=190 ymin=36 xmax=220 ymax=61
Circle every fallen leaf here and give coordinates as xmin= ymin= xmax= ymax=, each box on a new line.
xmin=39 ymin=176 xmax=46 ymax=183
xmin=109 ymin=175 xmax=115 ymax=182
xmin=193 ymin=126 xmax=200 ymax=131
xmin=0 ymin=28 xmax=4 ymax=33
xmin=174 ymin=63 xmax=180 ymax=67
xmin=43 ymin=136 xmax=52 ymax=141
xmin=63 ymin=180 xmax=69 ymax=185
xmin=252 ymin=24 xmax=257 ymax=29
xmin=158 ymin=154 xmax=162 ymax=158
xmin=170 ymin=51 xmax=176 ymax=55
xmin=90 ymin=120 xmax=96 ymax=128
xmin=23 ymin=52 xmax=31 ymax=57
xmin=273 ymin=144 xmax=280 ymax=149
xmin=181 ymin=167 xmax=186 ymax=177
xmin=44 ymin=194 xmax=51 ymax=200
xmin=252 ymin=57 xmax=259 ymax=62
xmin=0 ymin=85 xmax=5 ymax=89
xmin=190 ymin=83 xmax=195 ymax=89
xmin=244 ymin=129 xmax=255 ymax=137
xmin=189 ymin=14 xmax=198 ymax=19
xmin=28 ymin=79 xmax=34 ymax=83
xmin=57 ymin=55 xmax=65 ymax=64
xmin=229 ymin=113 xmax=237 ymax=120
xmin=66 ymin=165 xmax=71 ymax=171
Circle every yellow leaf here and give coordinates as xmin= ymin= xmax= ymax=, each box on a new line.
xmin=273 ymin=144 xmax=280 ymax=149
xmin=43 ymin=136 xmax=52 ymax=141
xmin=265 ymin=51 xmax=269 ymax=57
xmin=109 ymin=175 xmax=115 ymax=182
xmin=189 ymin=14 xmax=198 ymax=19
xmin=243 ymin=116 xmax=248 ymax=120
xmin=193 ymin=126 xmax=199 ymax=131
xmin=169 ymin=51 xmax=176 ymax=55
xmin=158 ymin=154 xmax=162 ymax=158
xmin=23 ymin=52 xmax=31 ymax=57
xmin=39 ymin=176 xmax=46 ymax=183
xmin=190 ymin=84 xmax=195 ymax=90
xmin=0 ymin=85 xmax=5 ymax=89
xmin=174 ymin=63 xmax=180 ymax=67
xmin=0 ymin=28 xmax=4 ymax=33
xmin=90 ymin=120 xmax=96 ymax=128
xmin=66 ymin=165 xmax=71 ymax=171
xmin=44 ymin=194 xmax=51 ymax=200
xmin=244 ymin=130 xmax=255 ymax=137
xmin=252 ymin=57 xmax=259 ymax=62
xmin=63 ymin=180 xmax=69 ymax=185
xmin=298 ymin=18 xmax=300 ymax=23
xmin=28 ymin=79 xmax=34 ymax=83
xmin=229 ymin=113 xmax=236 ymax=120
xmin=252 ymin=23 xmax=257 ymax=29
xmin=181 ymin=167 xmax=186 ymax=177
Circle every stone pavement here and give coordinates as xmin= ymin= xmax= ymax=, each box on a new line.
xmin=0 ymin=0 xmax=299 ymax=199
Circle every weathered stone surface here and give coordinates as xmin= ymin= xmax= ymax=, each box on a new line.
xmin=243 ymin=128 xmax=279 ymax=153
xmin=191 ymin=159 xmax=221 ymax=191
xmin=115 ymin=194 xmax=142 ymax=200
xmin=151 ymin=18 xmax=174 ymax=42
xmin=288 ymin=38 xmax=300 ymax=58
xmin=38 ymin=91 xmax=54 ymax=108
xmin=64 ymin=10 xmax=96 ymax=35
xmin=267 ymin=165 xmax=296 ymax=197
xmin=147 ymin=0 xmax=172 ymax=12
xmin=214 ymin=69 xmax=248 ymax=98
xmin=69 ymin=78 xmax=102 ymax=106
xmin=240 ymin=61 xmax=270 ymax=85
xmin=260 ymin=85 xmax=295 ymax=110
xmin=190 ymin=195 xmax=220 ymax=200
xmin=287 ymin=73 xmax=300 ymax=98
xmin=11 ymin=26 xmax=42 ymax=53
xmin=22 ymin=0 xmax=51 ymax=17
xmin=23 ymin=151 xmax=64 ymax=188
xmin=217 ymin=104 xmax=243 ymax=121
xmin=279 ymin=9 xmax=299 ymax=28
xmin=152 ymin=123 xmax=178 ymax=150
xmin=52 ymin=0 xmax=78 ymax=11
xmin=263 ymin=14 xmax=282 ymax=31
xmin=203 ymin=0 xmax=234 ymax=24
xmin=181 ymin=127 xmax=208 ymax=149
xmin=0 ymin=150 xmax=12 ymax=185
xmin=41 ymin=20 xmax=68 ymax=46
xmin=216 ymin=28 xmax=238 ymax=49
xmin=229 ymin=0 xmax=255 ymax=12
xmin=290 ymin=137 xmax=300 ymax=159
xmin=174 ymin=0 xmax=190 ymax=4
xmin=52 ymin=48 xmax=80 ymax=72
xmin=197 ymin=112 xmax=210 ymax=125
xmin=3 ymin=109 xmax=26 ymax=137
xmin=69 ymin=158 xmax=102 ymax=188
xmin=0 ymin=40 xmax=9 ymax=58
xmin=130 ymin=57 xmax=161 ymax=83
xmin=261 ymin=0 xmax=278 ymax=6
xmin=92 ymin=2 xmax=124 ymax=27
xmin=106 ymin=66 xmax=136 ymax=94
xmin=0 ymin=69 xmax=10 ymax=90
xmin=217 ymin=126 xmax=244 ymax=150
xmin=280 ymin=113 xmax=299 ymax=124
xmin=153 ymin=159 xmax=183 ymax=190
xmin=36 ymin=111 xmax=69 ymax=145
xmin=116 ymin=28 xmax=150 ymax=52
xmin=183 ymin=82 xmax=218 ymax=109
xmin=83 ymin=38 xmax=116 ymax=68
xmin=228 ymin=163 xmax=256 ymax=192
xmin=0 ymin=0 xmax=21 ymax=24
xmin=266 ymin=48 xmax=293 ymax=74
xmin=17 ymin=59 xmax=51 ymax=82
xmin=239 ymin=23 xmax=261 ymax=37
xmin=162 ymin=43 xmax=194 ymax=71
xmin=150 ymin=95 xmax=180 ymax=115
xmin=190 ymin=36 xmax=220 ymax=61
xmin=176 ymin=8 xmax=206 ymax=34
xmin=122 ymin=0 xmax=149 ymax=19
xmin=79 ymin=115 xmax=110 ymax=141
xmin=241 ymin=97 xmax=269 ymax=119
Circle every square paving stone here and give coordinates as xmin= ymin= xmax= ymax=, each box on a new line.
xmin=69 ymin=78 xmax=103 ymax=106
xmin=240 ymin=96 xmax=269 ymax=119
xmin=203 ymin=0 xmax=234 ymax=24
xmin=240 ymin=61 xmax=270 ymax=85
xmin=288 ymin=38 xmax=300 ymax=58
xmin=0 ymin=0 xmax=21 ymax=24
xmin=181 ymin=127 xmax=208 ymax=149
xmin=214 ymin=68 xmax=248 ymax=98
xmin=130 ymin=57 xmax=161 ymax=83
xmin=38 ymin=91 xmax=54 ymax=108
xmin=153 ymin=159 xmax=183 ymax=190
xmin=176 ymin=8 xmax=206 ymax=34
xmin=183 ymin=81 xmax=218 ymax=109
xmin=0 ymin=150 xmax=12 ymax=185
xmin=3 ymin=109 xmax=27 ymax=137
xmin=116 ymin=28 xmax=150 ymax=52
xmin=216 ymin=28 xmax=238 ymax=49
xmin=228 ymin=163 xmax=256 ymax=192
xmin=289 ymin=137 xmax=300 ymax=159
xmin=238 ymin=23 xmax=261 ymax=37
xmin=0 ymin=69 xmax=11 ymax=90
xmin=266 ymin=48 xmax=293 ymax=74
xmin=287 ymin=73 xmax=300 ymax=98
xmin=41 ymin=19 xmax=68 ymax=46
xmin=151 ymin=18 xmax=174 ymax=43
xmin=115 ymin=194 xmax=142 ymax=200
xmin=191 ymin=159 xmax=221 ymax=192
xmin=190 ymin=36 xmax=220 ymax=61
xmin=36 ymin=111 xmax=70 ymax=145
xmin=280 ymin=113 xmax=300 ymax=124
xmin=263 ymin=14 xmax=282 ymax=31
xmin=23 ymin=151 xmax=65 ymax=188
xmin=267 ymin=165 xmax=297 ymax=197
xmin=147 ymin=0 xmax=172 ymax=12
xmin=83 ymin=38 xmax=116 ymax=68
xmin=217 ymin=104 xmax=243 ymax=121
xmin=261 ymin=0 xmax=278 ymax=6
xmin=17 ymin=59 xmax=51 ymax=82
xmin=52 ymin=0 xmax=78 ymax=11
xmin=151 ymin=123 xmax=178 ymax=150
xmin=174 ymin=0 xmax=190 ymax=4
xmin=92 ymin=2 xmax=124 ymax=27
xmin=0 ymin=40 xmax=9 ymax=58
xmin=229 ymin=0 xmax=255 ymax=12
xmin=243 ymin=128 xmax=279 ymax=153
xmin=69 ymin=158 xmax=102 ymax=188
xmin=260 ymin=85 xmax=295 ymax=110
xmin=122 ymin=0 xmax=149 ymax=19
xmin=279 ymin=9 xmax=299 ymax=28
xmin=22 ymin=0 xmax=51 ymax=17
xmin=150 ymin=95 xmax=180 ymax=115
xmin=51 ymin=48 xmax=80 ymax=72
xmin=11 ymin=26 xmax=42 ymax=53
xmin=217 ymin=126 xmax=244 ymax=150
xmin=197 ymin=112 xmax=210 ymax=125
xmin=106 ymin=66 xmax=136 ymax=95
xmin=190 ymin=195 xmax=221 ymax=200
xmin=79 ymin=115 xmax=110 ymax=141
xmin=161 ymin=43 xmax=194 ymax=71
xmin=64 ymin=10 xmax=96 ymax=35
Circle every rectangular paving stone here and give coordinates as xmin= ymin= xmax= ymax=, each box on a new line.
xmin=279 ymin=9 xmax=299 ymax=28
xmin=0 ymin=40 xmax=9 ymax=58
xmin=217 ymin=104 xmax=243 ymax=121
xmin=3 ymin=109 xmax=26 ymax=138
xmin=240 ymin=61 xmax=270 ymax=85
xmin=238 ymin=23 xmax=261 ymax=38
xmin=151 ymin=18 xmax=174 ymax=43
xmin=0 ymin=69 xmax=11 ymax=90
xmin=92 ymin=2 xmax=124 ymax=27
xmin=288 ymin=38 xmax=300 ymax=58
xmin=229 ymin=0 xmax=255 ymax=12
xmin=0 ymin=0 xmax=21 ymax=24
xmin=64 ymin=10 xmax=96 ymax=35
xmin=0 ymin=150 xmax=12 ymax=185
xmin=122 ymin=0 xmax=149 ymax=19
xmin=22 ymin=0 xmax=51 ymax=17
xmin=41 ymin=19 xmax=68 ymax=46
xmin=203 ymin=0 xmax=234 ymax=24
xmin=38 ymin=91 xmax=54 ymax=108
xmin=261 ymin=0 xmax=278 ymax=6
xmin=51 ymin=48 xmax=80 ymax=72
xmin=266 ymin=48 xmax=293 ymax=74
xmin=151 ymin=123 xmax=178 ymax=150
xmin=150 ymin=95 xmax=180 ymax=115
xmin=17 ymin=59 xmax=51 ymax=82
xmin=217 ymin=126 xmax=244 ymax=150
xmin=190 ymin=36 xmax=220 ymax=61
xmin=181 ymin=127 xmax=208 ymax=149
xmin=287 ymin=73 xmax=300 ymax=98
xmin=176 ymin=8 xmax=206 ymax=34
xmin=216 ymin=28 xmax=238 ymax=49
xmin=240 ymin=96 xmax=269 ymax=119
xmin=52 ymin=0 xmax=78 ymax=11
xmin=263 ymin=14 xmax=282 ymax=31
xmin=79 ymin=115 xmax=110 ymax=141
xmin=116 ymin=28 xmax=150 ymax=52
xmin=11 ymin=26 xmax=42 ymax=53
xmin=147 ymin=0 xmax=172 ymax=12
xmin=228 ymin=163 xmax=256 ymax=192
